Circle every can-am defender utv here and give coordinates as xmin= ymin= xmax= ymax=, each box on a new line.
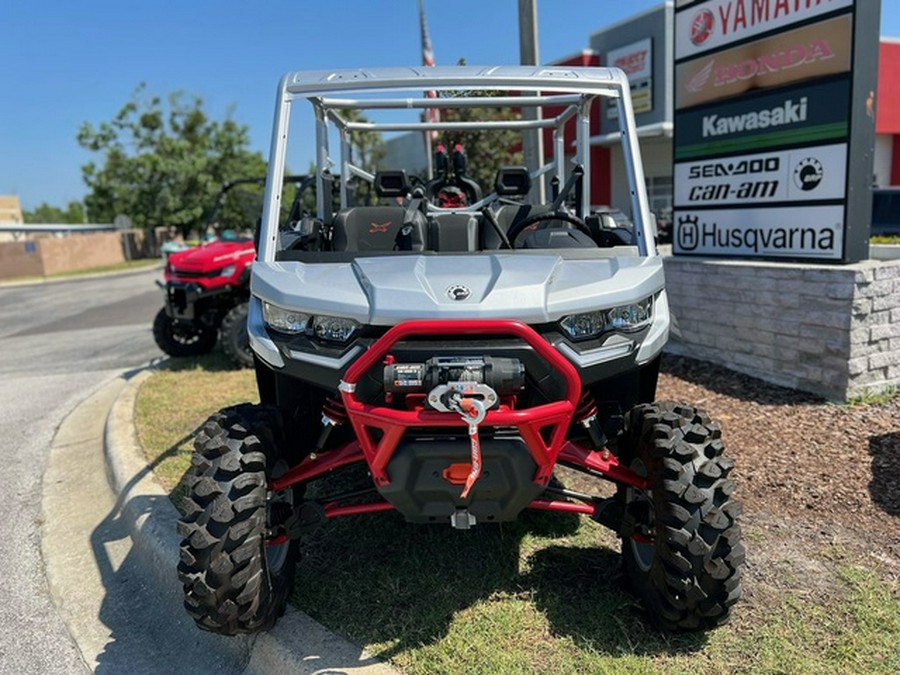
xmin=178 ymin=66 xmax=744 ymax=635
xmin=154 ymin=175 xmax=313 ymax=368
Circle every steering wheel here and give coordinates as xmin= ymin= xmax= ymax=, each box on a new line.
xmin=505 ymin=210 xmax=592 ymax=248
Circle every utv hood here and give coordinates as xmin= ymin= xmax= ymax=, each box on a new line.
xmin=169 ymin=239 xmax=255 ymax=272
xmin=252 ymin=254 xmax=664 ymax=325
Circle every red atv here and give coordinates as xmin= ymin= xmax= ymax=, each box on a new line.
xmin=154 ymin=176 xmax=313 ymax=368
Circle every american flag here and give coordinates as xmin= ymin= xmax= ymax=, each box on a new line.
xmin=419 ymin=0 xmax=440 ymax=139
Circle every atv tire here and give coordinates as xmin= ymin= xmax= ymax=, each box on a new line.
xmin=153 ymin=308 xmax=217 ymax=358
xmin=616 ymin=402 xmax=744 ymax=631
xmin=177 ymin=403 xmax=298 ymax=635
xmin=220 ymin=302 xmax=253 ymax=369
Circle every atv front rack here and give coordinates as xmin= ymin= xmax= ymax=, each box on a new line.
xmin=269 ymin=320 xmax=647 ymax=523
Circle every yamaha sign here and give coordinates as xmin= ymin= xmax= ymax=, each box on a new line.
xmin=673 ymin=0 xmax=881 ymax=263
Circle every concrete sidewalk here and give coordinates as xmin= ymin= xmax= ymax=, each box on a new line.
xmin=43 ymin=368 xmax=400 ymax=674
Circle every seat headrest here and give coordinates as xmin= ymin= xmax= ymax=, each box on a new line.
xmin=373 ymin=170 xmax=410 ymax=198
xmin=494 ymin=166 xmax=531 ymax=197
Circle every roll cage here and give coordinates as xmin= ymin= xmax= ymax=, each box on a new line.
xmin=257 ymin=66 xmax=656 ymax=262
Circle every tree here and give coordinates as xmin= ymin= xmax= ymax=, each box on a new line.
xmin=434 ymin=60 xmax=524 ymax=191
xmin=78 ymin=84 xmax=267 ymax=236
xmin=23 ymin=201 xmax=85 ymax=224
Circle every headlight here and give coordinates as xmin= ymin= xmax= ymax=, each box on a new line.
xmin=313 ymin=315 xmax=360 ymax=343
xmin=559 ymin=297 xmax=653 ymax=341
xmin=219 ymin=264 xmax=237 ymax=277
xmin=262 ymin=302 xmax=309 ymax=334
xmin=262 ymin=302 xmax=359 ymax=343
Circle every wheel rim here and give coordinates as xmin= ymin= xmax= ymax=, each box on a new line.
xmin=626 ymin=459 xmax=655 ymax=572
xmin=171 ymin=321 xmax=206 ymax=346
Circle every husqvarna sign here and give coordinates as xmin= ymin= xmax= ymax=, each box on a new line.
xmin=673 ymin=0 xmax=881 ymax=263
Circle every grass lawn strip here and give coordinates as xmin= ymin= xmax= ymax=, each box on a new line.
xmin=136 ymin=355 xmax=900 ymax=674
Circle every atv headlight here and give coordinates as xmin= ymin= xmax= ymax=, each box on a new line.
xmin=313 ymin=315 xmax=360 ymax=343
xmin=262 ymin=302 xmax=309 ymax=334
xmin=219 ymin=264 xmax=236 ymax=277
xmin=560 ymin=297 xmax=653 ymax=340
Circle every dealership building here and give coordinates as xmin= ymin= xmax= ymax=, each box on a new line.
xmin=386 ymin=1 xmax=897 ymax=238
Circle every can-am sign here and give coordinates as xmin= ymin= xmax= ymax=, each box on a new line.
xmin=674 ymin=143 xmax=848 ymax=206
xmin=675 ymin=0 xmax=853 ymax=59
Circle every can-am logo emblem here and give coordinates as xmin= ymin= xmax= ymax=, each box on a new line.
xmin=446 ymin=285 xmax=471 ymax=301
xmin=793 ymin=157 xmax=824 ymax=191
xmin=691 ymin=9 xmax=715 ymax=46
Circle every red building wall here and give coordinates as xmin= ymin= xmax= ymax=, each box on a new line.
xmin=544 ymin=51 xmax=611 ymax=206
xmin=877 ymin=41 xmax=900 ymax=184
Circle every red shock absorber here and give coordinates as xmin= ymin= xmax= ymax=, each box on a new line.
xmin=574 ymin=389 xmax=598 ymax=424
xmin=322 ymin=395 xmax=348 ymax=425
xmin=312 ymin=395 xmax=348 ymax=456
xmin=574 ymin=388 xmax=607 ymax=449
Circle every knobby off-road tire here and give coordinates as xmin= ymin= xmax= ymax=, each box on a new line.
xmin=616 ymin=402 xmax=744 ymax=631
xmin=219 ymin=302 xmax=253 ymax=369
xmin=177 ymin=403 xmax=298 ymax=635
xmin=152 ymin=308 xmax=217 ymax=358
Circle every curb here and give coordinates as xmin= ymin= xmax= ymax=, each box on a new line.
xmin=103 ymin=367 xmax=400 ymax=674
xmin=0 ymin=261 xmax=164 ymax=288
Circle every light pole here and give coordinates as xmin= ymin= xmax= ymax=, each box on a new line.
xmin=518 ymin=0 xmax=546 ymax=203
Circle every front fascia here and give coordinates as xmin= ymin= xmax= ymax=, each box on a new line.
xmin=250 ymin=254 xmax=665 ymax=326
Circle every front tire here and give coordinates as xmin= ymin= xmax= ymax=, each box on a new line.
xmin=152 ymin=308 xmax=217 ymax=358
xmin=219 ymin=302 xmax=253 ymax=369
xmin=177 ymin=403 xmax=298 ymax=635
xmin=616 ymin=402 xmax=744 ymax=631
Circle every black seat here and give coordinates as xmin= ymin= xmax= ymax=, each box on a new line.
xmin=482 ymin=203 xmax=550 ymax=249
xmin=428 ymin=213 xmax=479 ymax=252
xmin=331 ymin=206 xmax=426 ymax=252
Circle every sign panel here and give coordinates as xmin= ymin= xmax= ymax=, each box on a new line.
xmin=673 ymin=205 xmax=845 ymax=259
xmin=675 ymin=0 xmax=854 ymax=60
xmin=674 ymin=143 xmax=848 ymax=206
xmin=675 ymin=14 xmax=852 ymax=109
xmin=606 ymin=38 xmax=653 ymax=118
xmin=674 ymin=76 xmax=850 ymax=161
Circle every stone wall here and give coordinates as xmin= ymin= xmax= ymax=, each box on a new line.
xmin=0 ymin=231 xmax=146 ymax=280
xmin=663 ymin=254 xmax=900 ymax=401
xmin=38 ymin=232 xmax=126 ymax=275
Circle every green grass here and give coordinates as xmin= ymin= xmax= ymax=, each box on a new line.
xmin=871 ymin=235 xmax=900 ymax=245
xmin=135 ymin=365 xmax=900 ymax=674
xmin=134 ymin=351 xmax=257 ymax=505
xmin=847 ymin=386 xmax=898 ymax=406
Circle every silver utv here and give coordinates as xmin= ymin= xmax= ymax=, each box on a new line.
xmin=177 ymin=66 xmax=744 ymax=636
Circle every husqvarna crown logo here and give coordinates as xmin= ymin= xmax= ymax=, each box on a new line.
xmin=446 ymin=285 xmax=471 ymax=301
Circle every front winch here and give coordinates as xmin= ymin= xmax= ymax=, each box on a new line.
xmin=383 ymin=356 xmax=524 ymax=411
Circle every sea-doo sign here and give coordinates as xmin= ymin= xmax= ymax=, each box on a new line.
xmin=674 ymin=143 xmax=848 ymax=206
xmin=673 ymin=0 xmax=878 ymax=263
xmin=675 ymin=0 xmax=854 ymax=60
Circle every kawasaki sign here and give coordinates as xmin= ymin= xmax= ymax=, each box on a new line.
xmin=673 ymin=0 xmax=880 ymax=263
xmin=675 ymin=78 xmax=849 ymax=161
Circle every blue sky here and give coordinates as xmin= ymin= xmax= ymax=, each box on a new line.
xmin=1 ymin=0 xmax=898 ymax=212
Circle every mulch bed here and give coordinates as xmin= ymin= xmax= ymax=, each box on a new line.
xmin=658 ymin=355 xmax=900 ymax=562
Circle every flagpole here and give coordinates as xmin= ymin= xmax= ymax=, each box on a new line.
xmin=419 ymin=0 xmax=438 ymax=181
